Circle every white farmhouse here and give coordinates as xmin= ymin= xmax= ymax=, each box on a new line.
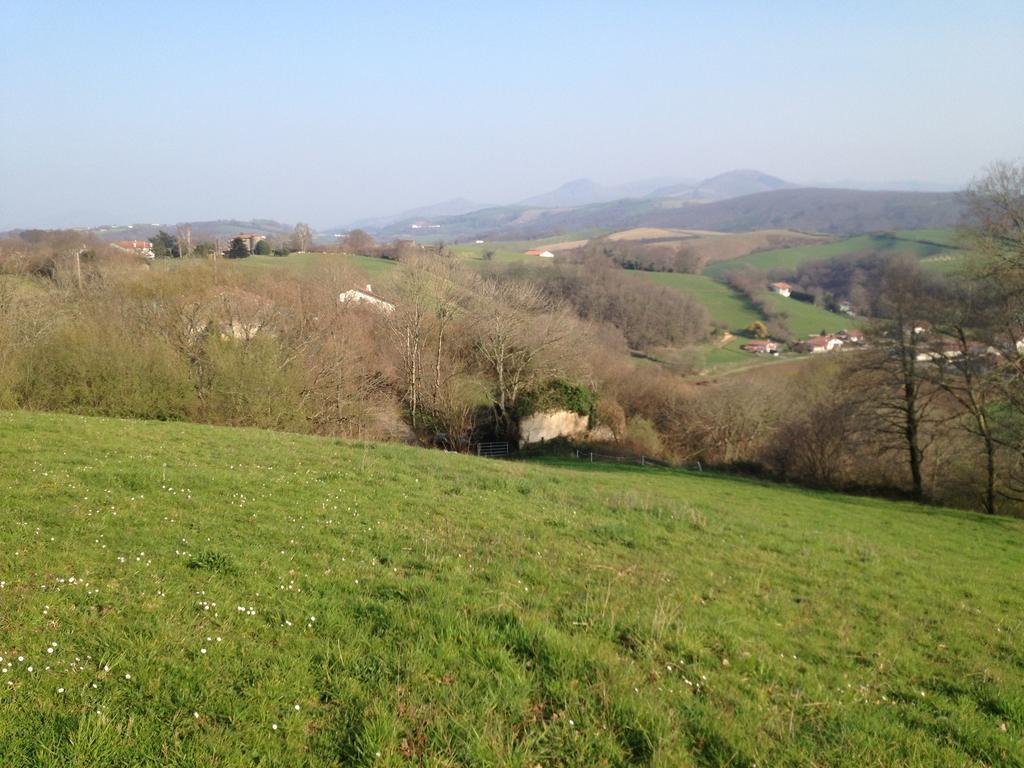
xmin=769 ymin=281 xmax=792 ymax=297
xmin=339 ymin=284 xmax=395 ymax=312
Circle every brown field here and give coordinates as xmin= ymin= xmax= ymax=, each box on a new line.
xmin=641 ymin=229 xmax=831 ymax=268
xmin=540 ymin=239 xmax=589 ymax=252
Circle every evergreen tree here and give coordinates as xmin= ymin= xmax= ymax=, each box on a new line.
xmin=225 ymin=237 xmax=250 ymax=259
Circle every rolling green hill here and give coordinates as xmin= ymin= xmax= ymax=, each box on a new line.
xmin=704 ymin=230 xmax=967 ymax=278
xmin=1 ymin=411 xmax=1021 ymax=766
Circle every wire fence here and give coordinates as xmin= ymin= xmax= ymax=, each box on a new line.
xmin=572 ymin=448 xmax=700 ymax=471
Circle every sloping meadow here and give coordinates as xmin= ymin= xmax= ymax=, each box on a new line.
xmin=0 ymin=411 xmax=1021 ymax=766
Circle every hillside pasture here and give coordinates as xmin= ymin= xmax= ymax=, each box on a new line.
xmin=704 ymin=229 xmax=967 ymax=277
xmin=639 ymin=272 xmax=762 ymax=331
xmin=762 ymin=292 xmax=851 ymax=338
xmin=237 ymin=252 xmax=397 ymax=278
xmin=0 ymin=410 xmax=1021 ymax=766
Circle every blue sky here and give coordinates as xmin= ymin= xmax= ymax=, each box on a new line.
xmin=1 ymin=0 xmax=1022 ymax=229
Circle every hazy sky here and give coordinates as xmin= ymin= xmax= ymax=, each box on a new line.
xmin=2 ymin=1 xmax=1022 ymax=229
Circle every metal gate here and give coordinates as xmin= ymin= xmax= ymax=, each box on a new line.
xmin=476 ymin=441 xmax=510 ymax=458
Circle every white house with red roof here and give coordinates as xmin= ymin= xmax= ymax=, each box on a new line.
xmin=111 ymin=239 xmax=155 ymax=258
xmin=802 ymin=335 xmax=844 ymax=353
xmin=769 ymin=281 xmax=792 ymax=297
xmin=741 ymin=340 xmax=780 ymax=355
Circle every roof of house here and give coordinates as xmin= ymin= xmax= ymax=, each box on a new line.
xmin=770 ymin=281 xmax=792 ymax=289
xmin=342 ymin=284 xmax=393 ymax=304
xmin=804 ymin=335 xmax=836 ymax=347
xmin=112 ymin=240 xmax=152 ymax=249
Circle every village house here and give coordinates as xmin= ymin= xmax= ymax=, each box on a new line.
xmin=769 ymin=281 xmax=792 ymax=297
xmin=802 ymin=335 xmax=844 ymax=353
xmin=915 ymin=339 xmax=1000 ymax=363
xmin=111 ymin=239 xmax=155 ymax=258
xmin=837 ymin=298 xmax=853 ymax=314
xmin=835 ymin=329 xmax=864 ymax=343
xmin=741 ymin=340 xmax=780 ymax=355
xmin=232 ymin=233 xmax=266 ymax=253
xmin=525 ymin=249 xmax=555 ymax=258
xmin=339 ymin=284 xmax=395 ymax=312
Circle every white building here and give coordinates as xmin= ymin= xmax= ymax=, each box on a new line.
xmin=339 ymin=284 xmax=395 ymax=312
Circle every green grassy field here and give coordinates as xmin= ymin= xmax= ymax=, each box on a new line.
xmin=704 ymin=230 xmax=966 ymax=278
xmin=1 ymin=410 xmax=1021 ymax=766
xmin=450 ymin=231 xmax=610 ymax=266
xmin=238 ymin=252 xmax=397 ymax=277
xmin=639 ymin=273 xmax=763 ymax=330
xmin=761 ymin=293 xmax=851 ymax=338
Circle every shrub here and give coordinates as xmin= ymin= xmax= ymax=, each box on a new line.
xmin=516 ymin=379 xmax=596 ymax=420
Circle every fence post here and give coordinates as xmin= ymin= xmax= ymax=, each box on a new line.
xmin=590 ymin=452 xmax=593 ymax=463
xmin=697 ymin=461 xmax=702 ymax=472
xmin=641 ymin=455 xmax=645 ymax=466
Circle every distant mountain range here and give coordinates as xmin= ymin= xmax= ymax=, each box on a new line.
xmin=8 ymin=170 xmax=965 ymax=245
xmin=343 ymin=198 xmax=494 ymax=231
xmin=360 ymin=169 xmax=965 ymax=241
xmin=371 ymin=186 xmax=965 ymax=241
xmin=649 ymin=169 xmax=796 ymax=200
xmin=346 ymin=170 xmax=789 ymax=232
xmin=515 ymin=176 xmax=696 ymax=208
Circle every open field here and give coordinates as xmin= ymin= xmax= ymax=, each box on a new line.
xmin=606 ymin=228 xmax=724 ymax=241
xmin=761 ymin=293 xmax=851 ymax=338
xmin=450 ymin=230 xmax=611 ymax=264
xmin=639 ymin=272 xmax=762 ymax=330
xmin=237 ymin=252 xmax=397 ymax=278
xmin=703 ymin=229 xmax=967 ymax=277
xmin=0 ymin=410 xmax=1021 ymax=766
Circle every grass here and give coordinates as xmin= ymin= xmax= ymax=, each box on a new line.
xmin=639 ymin=273 xmax=763 ymax=331
xmin=1 ymin=410 xmax=1021 ymax=766
xmin=450 ymin=231 xmax=611 ymax=266
xmin=761 ymin=293 xmax=851 ymax=338
xmin=238 ymin=252 xmax=397 ymax=277
xmin=703 ymin=229 xmax=966 ymax=278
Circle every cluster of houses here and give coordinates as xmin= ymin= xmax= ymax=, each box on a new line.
xmin=742 ymin=280 xmax=865 ymax=356
xmin=741 ymin=329 xmax=864 ymax=356
xmin=111 ymin=232 xmax=268 ymax=258
xmin=111 ymin=239 xmax=155 ymax=258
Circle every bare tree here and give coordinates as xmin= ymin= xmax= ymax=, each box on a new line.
xmin=176 ymin=224 xmax=193 ymax=259
xmin=957 ymin=161 xmax=1024 ymax=508
xmin=963 ymin=161 xmax=1024 ymax=272
xmin=470 ymin=279 xmax=579 ymax=439
xmin=291 ymin=222 xmax=313 ymax=253
xmin=851 ymin=257 xmax=940 ymax=500
xmin=340 ymin=229 xmax=375 ymax=254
